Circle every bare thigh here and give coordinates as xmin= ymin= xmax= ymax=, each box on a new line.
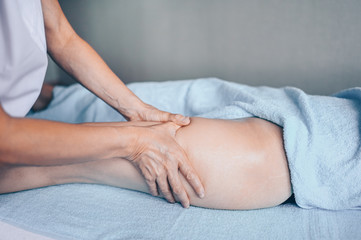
xmin=175 ymin=117 xmax=292 ymax=209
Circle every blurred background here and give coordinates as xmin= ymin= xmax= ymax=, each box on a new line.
xmin=45 ymin=0 xmax=361 ymax=95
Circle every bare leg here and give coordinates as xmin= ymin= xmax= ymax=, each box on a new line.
xmin=0 ymin=117 xmax=291 ymax=210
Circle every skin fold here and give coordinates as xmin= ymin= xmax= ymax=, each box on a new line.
xmin=0 ymin=117 xmax=292 ymax=210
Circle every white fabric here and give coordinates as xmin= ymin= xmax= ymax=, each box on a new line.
xmin=0 ymin=0 xmax=48 ymax=117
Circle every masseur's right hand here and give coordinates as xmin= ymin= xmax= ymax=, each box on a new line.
xmin=125 ymin=122 xmax=205 ymax=208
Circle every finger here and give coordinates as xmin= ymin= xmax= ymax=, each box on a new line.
xmin=179 ymin=160 xmax=205 ymax=199
xmin=167 ymin=167 xmax=190 ymax=208
xmin=147 ymin=180 xmax=159 ymax=197
xmin=139 ymin=164 xmax=159 ymax=196
xmin=156 ymin=176 xmax=175 ymax=203
xmin=170 ymin=114 xmax=190 ymax=126
xmin=144 ymin=107 xmax=171 ymax=122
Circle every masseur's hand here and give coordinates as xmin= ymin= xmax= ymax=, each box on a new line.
xmin=128 ymin=103 xmax=190 ymax=127
xmin=126 ymin=122 xmax=205 ymax=208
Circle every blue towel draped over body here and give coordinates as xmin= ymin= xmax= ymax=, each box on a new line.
xmin=28 ymin=78 xmax=361 ymax=210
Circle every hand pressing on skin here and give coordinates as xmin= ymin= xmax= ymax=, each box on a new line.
xmin=126 ymin=122 xmax=205 ymax=208
xmin=126 ymin=102 xmax=191 ymax=127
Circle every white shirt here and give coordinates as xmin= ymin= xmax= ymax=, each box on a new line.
xmin=0 ymin=0 xmax=48 ymax=117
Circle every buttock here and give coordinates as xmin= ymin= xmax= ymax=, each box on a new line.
xmin=175 ymin=117 xmax=292 ymax=209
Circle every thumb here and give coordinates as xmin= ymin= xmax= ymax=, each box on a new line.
xmin=144 ymin=108 xmax=171 ymax=122
xmin=169 ymin=114 xmax=190 ymax=126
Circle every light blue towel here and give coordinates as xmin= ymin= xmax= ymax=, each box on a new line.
xmin=29 ymin=78 xmax=361 ymax=210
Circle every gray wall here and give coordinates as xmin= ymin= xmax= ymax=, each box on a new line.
xmin=46 ymin=0 xmax=361 ymax=95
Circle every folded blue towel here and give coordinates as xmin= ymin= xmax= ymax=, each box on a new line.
xmin=30 ymin=78 xmax=361 ymax=210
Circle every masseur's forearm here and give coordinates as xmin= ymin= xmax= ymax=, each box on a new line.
xmin=50 ymin=35 xmax=141 ymax=117
xmin=42 ymin=0 xmax=142 ymax=117
xmin=0 ymin=107 xmax=133 ymax=166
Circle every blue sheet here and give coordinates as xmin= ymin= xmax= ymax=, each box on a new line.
xmin=0 ymin=184 xmax=360 ymax=240
xmin=0 ymin=78 xmax=360 ymax=239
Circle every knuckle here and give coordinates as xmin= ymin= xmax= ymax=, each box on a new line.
xmin=157 ymin=169 xmax=166 ymax=178
xmin=172 ymin=186 xmax=183 ymax=195
xmin=165 ymin=162 xmax=176 ymax=172
xmin=186 ymin=172 xmax=194 ymax=181
xmin=144 ymin=175 xmax=155 ymax=182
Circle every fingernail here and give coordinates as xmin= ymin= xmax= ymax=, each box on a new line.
xmin=181 ymin=116 xmax=190 ymax=124
xmin=199 ymin=191 xmax=205 ymax=199
xmin=176 ymin=115 xmax=188 ymax=122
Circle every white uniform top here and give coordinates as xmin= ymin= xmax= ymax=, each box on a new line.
xmin=0 ymin=0 xmax=48 ymax=117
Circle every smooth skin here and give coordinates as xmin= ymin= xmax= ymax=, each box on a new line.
xmin=0 ymin=0 xmax=205 ymax=208
xmin=0 ymin=117 xmax=292 ymax=210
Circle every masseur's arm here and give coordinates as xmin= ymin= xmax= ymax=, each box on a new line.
xmin=0 ymin=105 xmax=204 ymax=207
xmin=41 ymin=0 xmax=186 ymax=124
xmin=0 ymin=105 xmax=129 ymax=166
